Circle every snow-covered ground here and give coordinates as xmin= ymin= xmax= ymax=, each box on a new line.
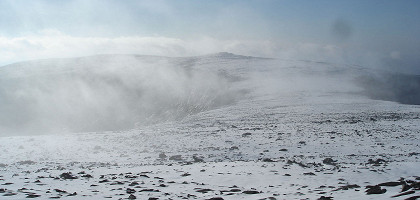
xmin=0 ymin=53 xmax=419 ymax=199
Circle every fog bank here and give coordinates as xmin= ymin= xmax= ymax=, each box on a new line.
xmin=0 ymin=54 xmax=243 ymax=135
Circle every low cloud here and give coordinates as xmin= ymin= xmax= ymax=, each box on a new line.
xmin=0 ymin=29 xmax=351 ymax=66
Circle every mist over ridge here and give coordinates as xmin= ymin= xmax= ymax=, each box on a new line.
xmin=0 ymin=53 xmax=253 ymax=135
xmin=1 ymin=52 xmax=419 ymax=136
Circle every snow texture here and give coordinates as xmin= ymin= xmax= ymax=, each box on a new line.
xmin=0 ymin=53 xmax=419 ymax=200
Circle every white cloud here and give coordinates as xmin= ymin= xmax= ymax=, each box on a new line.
xmin=0 ymin=29 xmax=352 ymax=66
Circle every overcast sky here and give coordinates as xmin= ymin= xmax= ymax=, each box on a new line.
xmin=1 ymin=0 xmax=420 ymax=73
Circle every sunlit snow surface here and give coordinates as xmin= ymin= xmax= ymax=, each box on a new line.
xmin=0 ymin=53 xmax=419 ymax=199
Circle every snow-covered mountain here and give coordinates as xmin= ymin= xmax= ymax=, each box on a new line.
xmin=0 ymin=53 xmax=419 ymax=200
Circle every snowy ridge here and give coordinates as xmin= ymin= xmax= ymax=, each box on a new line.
xmin=0 ymin=53 xmax=419 ymax=199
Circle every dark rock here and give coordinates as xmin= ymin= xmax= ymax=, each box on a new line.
xmin=404 ymin=196 xmax=420 ymax=200
xmin=318 ymin=196 xmax=333 ymax=200
xmin=129 ymin=182 xmax=139 ymax=186
xmin=391 ymin=190 xmax=415 ymax=198
xmin=17 ymin=160 xmax=36 ymax=165
xmin=367 ymin=159 xmax=387 ymax=165
xmin=287 ymin=160 xmax=308 ymax=168
xmin=99 ymin=179 xmax=109 ymax=183
xmin=26 ymin=194 xmax=41 ymax=198
xmin=333 ymin=184 xmax=360 ymax=191
xmin=139 ymin=189 xmax=160 ymax=192
xmin=159 ymin=153 xmax=167 ymax=159
xmin=196 ymin=188 xmax=213 ymax=193
xmin=54 ymin=189 xmax=67 ymax=193
xmin=322 ymin=158 xmax=335 ymax=165
xmin=67 ymin=192 xmax=77 ymax=196
xmin=128 ymin=194 xmax=137 ymax=199
xmin=181 ymin=173 xmax=191 ymax=177
xmin=304 ymin=172 xmax=316 ymax=176
xmin=3 ymin=192 xmax=17 ymax=196
xmin=229 ymin=146 xmax=239 ymax=150
xmin=110 ymin=181 xmax=124 ymax=185
xmin=377 ymin=181 xmax=403 ymax=187
xmin=148 ymin=198 xmax=158 ymax=200
xmin=126 ymin=188 xmax=136 ymax=194
xmin=365 ymin=185 xmax=386 ymax=194
xmin=262 ymin=158 xmax=276 ymax=162
xmin=59 ymin=173 xmax=77 ymax=180
xmin=242 ymin=132 xmax=252 ymax=137
xmin=169 ymin=155 xmax=183 ymax=161
xmin=207 ymin=198 xmax=224 ymax=200
xmin=0 ymin=188 xmax=6 ymax=193
xmin=284 ymin=174 xmax=291 ymax=176
xmin=242 ymin=190 xmax=260 ymax=194
xmin=279 ymin=149 xmax=288 ymax=152
xmin=81 ymin=174 xmax=93 ymax=178
xmin=193 ymin=156 xmax=204 ymax=162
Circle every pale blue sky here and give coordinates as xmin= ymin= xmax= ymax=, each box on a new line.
xmin=1 ymin=0 xmax=419 ymax=73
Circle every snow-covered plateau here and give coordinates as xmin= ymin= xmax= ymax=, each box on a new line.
xmin=0 ymin=53 xmax=419 ymax=200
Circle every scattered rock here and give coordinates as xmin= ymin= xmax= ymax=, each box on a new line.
xmin=335 ymin=184 xmax=360 ymax=191
xmin=262 ymin=158 xmax=276 ymax=162
xmin=54 ymin=189 xmax=67 ymax=193
xmin=377 ymin=181 xmax=403 ymax=187
xmin=242 ymin=133 xmax=252 ymax=137
xmin=26 ymin=194 xmax=41 ymax=198
xmin=193 ymin=155 xmax=204 ymax=162
xmin=404 ymin=196 xmax=420 ymax=200
xmin=3 ymin=192 xmax=17 ymax=196
xmin=367 ymin=159 xmax=387 ymax=165
xmin=317 ymin=196 xmax=333 ymax=200
xmin=17 ymin=160 xmax=36 ymax=165
xmin=81 ymin=174 xmax=93 ymax=178
xmin=322 ymin=158 xmax=335 ymax=165
xmin=129 ymin=182 xmax=139 ymax=186
xmin=181 ymin=173 xmax=191 ymax=177
xmin=196 ymin=188 xmax=213 ymax=193
xmin=169 ymin=155 xmax=183 ymax=161
xmin=126 ymin=188 xmax=136 ymax=194
xmin=242 ymin=190 xmax=260 ymax=194
xmin=59 ymin=172 xmax=77 ymax=180
xmin=365 ymin=185 xmax=386 ymax=194
xmin=391 ymin=190 xmax=415 ymax=198
xmin=67 ymin=192 xmax=77 ymax=196
xmin=139 ymin=189 xmax=160 ymax=192
xmin=159 ymin=153 xmax=167 ymax=159
xmin=229 ymin=146 xmax=239 ymax=150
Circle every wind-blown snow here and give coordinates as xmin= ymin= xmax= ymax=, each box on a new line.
xmin=0 ymin=53 xmax=419 ymax=200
